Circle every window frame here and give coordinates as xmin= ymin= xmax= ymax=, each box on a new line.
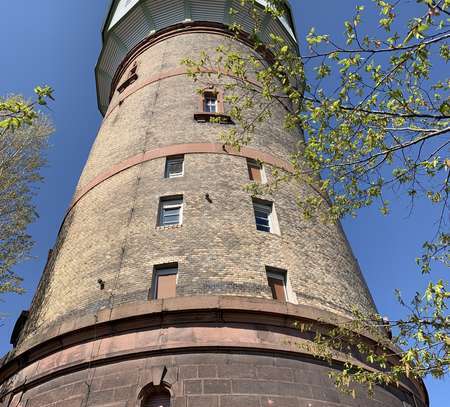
xmin=253 ymin=201 xmax=272 ymax=233
xmin=203 ymin=92 xmax=218 ymax=113
xmin=198 ymin=89 xmax=225 ymax=114
xmin=165 ymin=155 xmax=184 ymax=178
xmin=194 ymin=88 xmax=233 ymax=124
xmin=252 ymin=198 xmax=280 ymax=235
xmin=159 ymin=196 xmax=183 ymax=227
xmin=151 ymin=264 xmax=178 ymax=300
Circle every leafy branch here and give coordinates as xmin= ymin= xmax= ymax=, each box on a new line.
xmin=0 ymin=88 xmax=54 ymax=298
xmin=182 ymin=0 xmax=449 ymax=395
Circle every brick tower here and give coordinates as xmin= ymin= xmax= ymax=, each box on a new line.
xmin=0 ymin=1 xmax=428 ymax=406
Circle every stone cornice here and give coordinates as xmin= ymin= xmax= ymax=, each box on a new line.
xmin=68 ymin=143 xmax=294 ymax=218
xmin=105 ymin=21 xmax=281 ymax=112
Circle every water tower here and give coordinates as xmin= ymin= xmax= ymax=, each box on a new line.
xmin=0 ymin=1 xmax=428 ymax=406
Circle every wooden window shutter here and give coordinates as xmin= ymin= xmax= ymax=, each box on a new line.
xmin=156 ymin=273 xmax=177 ymax=299
xmin=143 ymin=392 xmax=170 ymax=407
xmin=248 ymin=164 xmax=262 ymax=183
xmin=268 ymin=277 xmax=286 ymax=301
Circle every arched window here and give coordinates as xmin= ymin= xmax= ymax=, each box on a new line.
xmin=141 ymin=385 xmax=171 ymax=407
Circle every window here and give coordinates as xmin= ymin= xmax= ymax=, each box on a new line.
xmin=159 ymin=196 xmax=183 ymax=227
xmin=152 ymin=264 xmax=178 ymax=300
xmin=117 ymin=62 xmax=138 ymax=93
xmin=247 ymin=159 xmax=265 ymax=183
xmin=266 ymin=268 xmax=287 ymax=301
xmin=142 ymin=385 xmax=171 ymax=407
xmin=129 ymin=61 xmax=138 ymax=76
xmin=194 ymin=89 xmax=233 ymax=123
xmin=253 ymin=199 xmax=279 ymax=234
xmin=203 ymin=92 xmax=218 ymax=113
xmin=165 ymin=155 xmax=184 ymax=178
xmin=254 ymin=202 xmax=271 ymax=232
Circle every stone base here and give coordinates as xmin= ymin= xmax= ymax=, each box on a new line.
xmin=0 ymin=297 xmax=427 ymax=407
xmin=2 ymin=351 xmax=422 ymax=407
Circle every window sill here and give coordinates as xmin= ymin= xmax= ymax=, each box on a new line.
xmin=156 ymin=224 xmax=183 ymax=231
xmin=194 ymin=112 xmax=234 ymax=124
xmin=256 ymin=229 xmax=281 ymax=238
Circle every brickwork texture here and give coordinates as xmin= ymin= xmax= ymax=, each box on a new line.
xmin=0 ymin=4 xmax=427 ymax=406
xmin=20 ymin=32 xmax=376 ymax=347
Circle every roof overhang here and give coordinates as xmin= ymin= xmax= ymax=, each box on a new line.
xmin=96 ymin=0 xmax=299 ymax=115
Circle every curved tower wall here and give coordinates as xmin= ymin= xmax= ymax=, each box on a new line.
xmin=0 ymin=2 xmax=428 ymax=407
xmin=20 ymin=32 xmax=376 ymax=347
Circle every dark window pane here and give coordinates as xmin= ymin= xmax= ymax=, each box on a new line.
xmin=255 ymin=218 xmax=269 ymax=227
xmin=143 ymin=389 xmax=171 ymax=407
xmin=257 ymin=224 xmax=270 ymax=232
xmin=255 ymin=211 xmax=269 ymax=220
xmin=254 ymin=204 xmax=271 ymax=232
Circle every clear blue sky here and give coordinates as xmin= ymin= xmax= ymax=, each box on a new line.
xmin=0 ymin=1 xmax=447 ymax=405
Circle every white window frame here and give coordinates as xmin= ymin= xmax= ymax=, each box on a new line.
xmin=253 ymin=201 xmax=272 ymax=233
xmin=159 ymin=197 xmax=183 ymax=227
xmin=165 ymin=155 xmax=184 ymax=178
xmin=253 ymin=199 xmax=280 ymax=235
xmin=203 ymin=92 xmax=218 ymax=113
xmin=152 ymin=265 xmax=178 ymax=300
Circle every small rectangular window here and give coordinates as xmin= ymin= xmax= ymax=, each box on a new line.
xmin=153 ymin=264 xmax=178 ymax=299
xmin=252 ymin=199 xmax=280 ymax=234
xmin=165 ymin=155 xmax=184 ymax=178
xmin=159 ymin=196 xmax=183 ymax=227
xmin=247 ymin=159 xmax=264 ymax=183
xmin=117 ymin=63 xmax=138 ymax=94
xmin=253 ymin=200 xmax=272 ymax=233
xmin=203 ymin=92 xmax=218 ymax=113
xmin=266 ymin=268 xmax=287 ymax=301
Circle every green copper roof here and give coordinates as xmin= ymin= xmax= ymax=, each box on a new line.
xmin=96 ymin=0 xmax=299 ymax=115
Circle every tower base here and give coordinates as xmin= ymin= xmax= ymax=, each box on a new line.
xmin=0 ymin=297 xmax=427 ymax=407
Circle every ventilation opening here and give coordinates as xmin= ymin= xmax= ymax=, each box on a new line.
xmin=142 ymin=386 xmax=171 ymax=407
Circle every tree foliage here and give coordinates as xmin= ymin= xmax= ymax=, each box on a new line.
xmin=0 ymin=87 xmax=53 ymax=296
xmin=182 ymin=0 xmax=449 ymax=395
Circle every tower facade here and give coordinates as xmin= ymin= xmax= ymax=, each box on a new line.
xmin=1 ymin=2 xmax=427 ymax=407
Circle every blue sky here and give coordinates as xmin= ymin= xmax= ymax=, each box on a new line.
xmin=0 ymin=1 xmax=447 ymax=405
